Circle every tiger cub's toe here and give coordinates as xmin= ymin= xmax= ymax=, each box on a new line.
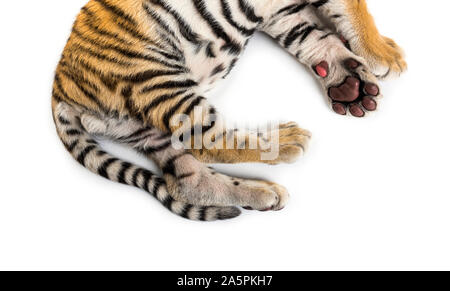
xmin=263 ymin=122 xmax=311 ymax=165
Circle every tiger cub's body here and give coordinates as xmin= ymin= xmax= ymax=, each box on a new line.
xmin=53 ymin=0 xmax=405 ymax=221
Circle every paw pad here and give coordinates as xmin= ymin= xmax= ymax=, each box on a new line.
xmin=364 ymin=83 xmax=379 ymax=96
xmin=327 ymin=58 xmax=381 ymax=117
xmin=361 ymin=96 xmax=377 ymax=111
xmin=349 ymin=103 xmax=365 ymax=118
xmin=329 ymin=76 xmax=360 ymax=102
xmin=314 ymin=61 xmax=329 ymax=78
xmin=345 ymin=58 xmax=360 ymax=70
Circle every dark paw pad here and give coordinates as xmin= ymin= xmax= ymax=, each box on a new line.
xmin=329 ymin=77 xmax=360 ymax=103
xmin=362 ymin=96 xmax=377 ymax=111
xmin=364 ymin=83 xmax=379 ymax=96
xmin=328 ymin=59 xmax=380 ymax=117
xmin=349 ymin=103 xmax=365 ymax=118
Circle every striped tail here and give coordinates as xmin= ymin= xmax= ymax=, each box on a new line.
xmin=52 ymin=101 xmax=241 ymax=221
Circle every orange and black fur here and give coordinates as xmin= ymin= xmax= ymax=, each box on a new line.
xmin=52 ymin=0 xmax=406 ymax=221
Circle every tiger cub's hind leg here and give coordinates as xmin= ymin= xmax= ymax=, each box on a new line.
xmin=80 ymin=114 xmax=289 ymax=211
xmin=312 ymin=0 xmax=407 ymax=79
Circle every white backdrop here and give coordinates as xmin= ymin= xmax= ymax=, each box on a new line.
xmin=1 ymin=0 xmax=449 ymax=270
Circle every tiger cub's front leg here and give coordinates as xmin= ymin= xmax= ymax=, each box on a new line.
xmin=190 ymin=122 xmax=311 ymax=165
xmin=263 ymin=4 xmax=382 ymax=117
xmin=136 ymin=82 xmax=309 ymax=164
xmin=311 ymin=0 xmax=407 ymax=79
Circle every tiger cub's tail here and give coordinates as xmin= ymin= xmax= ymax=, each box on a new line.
xmin=52 ymin=101 xmax=241 ymax=221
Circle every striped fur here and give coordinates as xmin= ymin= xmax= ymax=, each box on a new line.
xmin=52 ymin=0 xmax=404 ymax=220
xmin=54 ymin=102 xmax=241 ymax=221
xmin=310 ymin=0 xmax=407 ymax=78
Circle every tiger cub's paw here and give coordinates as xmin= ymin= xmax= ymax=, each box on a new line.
xmin=239 ymin=180 xmax=290 ymax=212
xmin=314 ymin=56 xmax=381 ymax=118
xmin=347 ymin=35 xmax=407 ymax=80
xmin=263 ymin=122 xmax=311 ymax=165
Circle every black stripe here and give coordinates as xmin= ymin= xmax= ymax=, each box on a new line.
xmin=274 ymin=4 xmax=298 ymax=16
xmin=183 ymin=96 xmax=206 ymax=117
xmin=123 ymin=70 xmax=184 ymax=84
xmin=238 ymin=0 xmax=263 ymax=23
xmin=298 ymin=25 xmax=317 ymax=44
xmin=192 ymin=0 xmax=242 ymax=55
xmin=66 ymin=129 xmax=82 ymax=136
xmin=143 ymin=90 xmax=188 ymax=116
xmin=59 ymin=64 xmax=100 ymax=93
xmin=54 ymin=74 xmax=89 ymax=109
xmin=58 ymin=116 xmax=71 ymax=125
xmin=118 ymin=162 xmax=132 ymax=184
xmin=163 ymin=93 xmax=195 ymax=130
xmin=76 ymin=145 xmax=97 ymax=166
xmin=72 ymin=28 xmax=183 ymax=70
xmin=121 ymin=85 xmax=133 ymax=100
xmin=311 ymin=0 xmax=329 ymax=8
xmin=205 ymin=42 xmax=216 ymax=58
xmin=70 ymin=44 xmax=135 ymax=67
xmin=142 ymin=3 xmax=184 ymax=57
xmin=140 ymin=79 xmax=197 ymax=94
xmin=141 ymin=141 xmax=172 ymax=156
xmin=151 ymin=177 xmax=164 ymax=197
xmin=150 ymin=0 xmax=202 ymax=46
xmin=161 ymin=154 xmax=187 ymax=176
xmin=224 ymin=58 xmax=238 ymax=78
xmin=285 ymin=3 xmax=308 ymax=16
xmin=210 ymin=64 xmax=226 ymax=77
xmin=141 ymin=169 xmax=153 ymax=193
xmin=60 ymin=69 xmax=109 ymax=112
xmin=198 ymin=206 xmax=207 ymax=221
xmin=98 ymin=158 xmax=119 ymax=179
xmin=132 ymin=168 xmax=143 ymax=187
xmin=77 ymin=56 xmax=184 ymax=84
xmin=64 ymin=140 xmax=79 ymax=153
xmin=162 ymin=196 xmax=174 ymax=209
xmin=81 ymin=7 xmax=134 ymax=47
xmin=181 ymin=204 xmax=194 ymax=219
xmin=220 ymin=0 xmax=255 ymax=37
xmin=177 ymin=172 xmax=195 ymax=180
xmin=124 ymin=133 xmax=157 ymax=144
xmin=283 ymin=22 xmax=307 ymax=48
xmin=319 ymin=32 xmax=334 ymax=40
xmin=52 ymin=92 xmax=63 ymax=103
xmin=90 ymin=1 xmax=168 ymax=52
xmin=94 ymin=0 xmax=138 ymax=26
xmin=119 ymin=127 xmax=153 ymax=141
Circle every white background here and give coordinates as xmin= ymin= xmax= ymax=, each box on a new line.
xmin=1 ymin=0 xmax=449 ymax=271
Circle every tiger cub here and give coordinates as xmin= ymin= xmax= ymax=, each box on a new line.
xmin=52 ymin=0 xmax=405 ymax=221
